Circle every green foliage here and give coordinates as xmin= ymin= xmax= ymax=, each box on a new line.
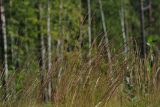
xmin=1 ymin=0 xmax=160 ymax=106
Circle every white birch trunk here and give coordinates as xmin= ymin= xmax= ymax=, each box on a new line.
xmin=98 ymin=0 xmax=112 ymax=75
xmin=47 ymin=0 xmax=52 ymax=101
xmin=120 ymin=0 xmax=128 ymax=54
xmin=0 ymin=0 xmax=8 ymax=100
xmin=87 ymin=0 xmax=92 ymax=65
xmin=38 ymin=2 xmax=47 ymax=102
xmin=57 ymin=0 xmax=64 ymax=82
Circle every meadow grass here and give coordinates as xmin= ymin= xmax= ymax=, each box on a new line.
xmin=1 ymin=45 xmax=160 ymax=107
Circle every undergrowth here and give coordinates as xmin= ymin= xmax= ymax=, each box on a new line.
xmin=1 ymin=45 xmax=160 ymax=107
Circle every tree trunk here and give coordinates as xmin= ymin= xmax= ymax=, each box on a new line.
xmin=120 ymin=0 xmax=128 ymax=54
xmin=140 ymin=0 xmax=146 ymax=58
xmin=37 ymin=2 xmax=47 ymax=102
xmin=0 ymin=0 xmax=8 ymax=100
xmin=87 ymin=0 xmax=92 ymax=64
xmin=57 ymin=0 xmax=64 ymax=83
xmin=47 ymin=0 xmax=52 ymax=101
xmin=98 ymin=0 xmax=112 ymax=75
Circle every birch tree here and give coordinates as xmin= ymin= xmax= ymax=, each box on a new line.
xmin=57 ymin=0 xmax=64 ymax=82
xmin=47 ymin=0 xmax=52 ymax=101
xmin=120 ymin=0 xmax=128 ymax=54
xmin=0 ymin=0 xmax=8 ymax=100
xmin=98 ymin=0 xmax=112 ymax=74
xmin=87 ymin=0 xmax=91 ymax=64
xmin=37 ymin=1 xmax=46 ymax=101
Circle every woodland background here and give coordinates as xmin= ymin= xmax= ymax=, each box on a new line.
xmin=1 ymin=0 xmax=160 ymax=107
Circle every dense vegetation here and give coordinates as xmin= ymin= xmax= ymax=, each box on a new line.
xmin=1 ymin=0 xmax=160 ymax=107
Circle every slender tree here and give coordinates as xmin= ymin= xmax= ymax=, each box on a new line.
xmin=140 ymin=0 xmax=146 ymax=58
xmin=37 ymin=1 xmax=46 ymax=102
xmin=98 ymin=0 xmax=112 ymax=74
xmin=78 ymin=0 xmax=83 ymax=58
xmin=87 ymin=0 xmax=91 ymax=64
xmin=120 ymin=0 xmax=128 ymax=54
xmin=57 ymin=0 xmax=63 ymax=82
xmin=0 ymin=0 xmax=8 ymax=100
xmin=47 ymin=0 xmax=52 ymax=101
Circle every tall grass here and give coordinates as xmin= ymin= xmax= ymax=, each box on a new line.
xmin=1 ymin=43 xmax=160 ymax=107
